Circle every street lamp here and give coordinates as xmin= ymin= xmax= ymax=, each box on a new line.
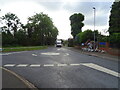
xmin=93 ymin=7 xmax=96 ymax=51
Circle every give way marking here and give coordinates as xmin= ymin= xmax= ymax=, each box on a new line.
xmin=3 ymin=63 xmax=120 ymax=78
xmin=83 ymin=63 xmax=120 ymax=78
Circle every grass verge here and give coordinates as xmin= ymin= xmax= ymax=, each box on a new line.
xmin=2 ymin=46 xmax=47 ymax=52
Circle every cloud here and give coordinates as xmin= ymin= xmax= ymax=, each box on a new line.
xmin=38 ymin=2 xmax=63 ymax=11
xmin=0 ymin=0 xmax=114 ymax=39
xmin=62 ymin=2 xmax=113 ymax=26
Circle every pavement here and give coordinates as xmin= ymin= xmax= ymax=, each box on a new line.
xmin=1 ymin=46 xmax=120 ymax=88
xmin=2 ymin=67 xmax=38 ymax=90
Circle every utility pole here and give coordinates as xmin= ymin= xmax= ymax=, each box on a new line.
xmin=93 ymin=7 xmax=96 ymax=51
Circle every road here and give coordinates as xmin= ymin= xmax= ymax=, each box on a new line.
xmin=2 ymin=47 xmax=119 ymax=88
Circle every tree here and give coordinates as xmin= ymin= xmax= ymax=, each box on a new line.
xmin=109 ymin=33 xmax=120 ymax=48
xmin=2 ymin=30 xmax=14 ymax=46
xmin=76 ymin=29 xmax=99 ymax=44
xmin=1 ymin=12 xmax=58 ymax=46
xmin=15 ymin=29 xmax=28 ymax=46
xmin=26 ymin=13 xmax=58 ymax=45
xmin=108 ymin=1 xmax=120 ymax=35
xmin=69 ymin=13 xmax=84 ymax=39
xmin=1 ymin=13 xmax=22 ymax=37
xmin=1 ymin=13 xmax=26 ymax=46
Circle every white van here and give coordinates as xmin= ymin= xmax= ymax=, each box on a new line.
xmin=56 ymin=40 xmax=62 ymax=47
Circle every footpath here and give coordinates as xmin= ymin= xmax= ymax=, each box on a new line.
xmin=66 ymin=47 xmax=119 ymax=61
xmin=2 ymin=67 xmax=38 ymax=90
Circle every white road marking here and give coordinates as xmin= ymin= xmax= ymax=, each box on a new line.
xmin=3 ymin=63 xmax=120 ymax=78
xmin=4 ymin=64 xmax=15 ymax=67
xmin=17 ymin=64 xmax=28 ymax=67
xmin=0 ymin=53 xmax=11 ymax=55
xmin=60 ymin=48 xmax=66 ymax=50
xmin=57 ymin=49 xmax=61 ymax=51
xmin=66 ymin=53 xmax=69 ymax=55
xmin=44 ymin=64 xmax=54 ymax=67
xmin=70 ymin=64 xmax=80 ymax=66
xmin=1 ymin=51 xmax=28 ymax=56
xmin=41 ymin=52 xmax=60 ymax=55
xmin=64 ymin=53 xmax=69 ymax=56
xmin=30 ymin=64 xmax=41 ymax=67
xmin=32 ymin=54 xmax=37 ymax=56
xmin=57 ymin=64 xmax=67 ymax=66
xmin=83 ymin=63 xmax=120 ymax=78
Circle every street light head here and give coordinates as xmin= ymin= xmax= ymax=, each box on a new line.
xmin=93 ymin=7 xmax=95 ymax=9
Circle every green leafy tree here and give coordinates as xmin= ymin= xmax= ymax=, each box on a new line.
xmin=2 ymin=30 xmax=14 ymax=46
xmin=108 ymin=1 xmax=120 ymax=35
xmin=76 ymin=29 xmax=99 ymax=44
xmin=108 ymin=1 xmax=120 ymax=48
xmin=1 ymin=13 xmax=26 ymax=46
xmin=26 ymin=13 xmax=58 ymax=45
xmin=69 ymin=13 xmax=84 ymax=39
xmin=15 ymin=29 xmax=28 ymax=46
xmin=109 ymin=33 xmax=120 ymax=48
xmin=1 ymin=13 xmax=22 ymax=37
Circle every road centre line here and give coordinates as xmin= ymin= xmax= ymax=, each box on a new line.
xmin=83 ymin=63 xmax=120 ymax=78
xmin=17 ymin=64 xmax=28 ymax=67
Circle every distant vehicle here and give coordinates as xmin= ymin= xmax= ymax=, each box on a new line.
xmin=0 ymin=48 xmax=2 ymax=51
xmin=56 ymin=40 xmax=62 ymax=47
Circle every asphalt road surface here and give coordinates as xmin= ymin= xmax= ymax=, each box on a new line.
xmin=2 ymin=47 xmax=119 ymax=88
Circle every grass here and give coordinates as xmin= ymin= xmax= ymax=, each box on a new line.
xmin=2 ymin=46 xmax=47 ymax=52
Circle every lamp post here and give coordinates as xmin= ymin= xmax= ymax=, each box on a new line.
xmin=93 ymin=7 xmax=96 ymax=51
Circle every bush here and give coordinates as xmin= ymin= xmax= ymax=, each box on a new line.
xmin=109 ymin=33 xmax=120 ymax=48
xmin=76 ymin=29 xmax=94 ymax=44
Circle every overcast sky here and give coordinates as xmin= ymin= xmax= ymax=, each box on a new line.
xmin=0 ymin=0 xmax=114 ymax=39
